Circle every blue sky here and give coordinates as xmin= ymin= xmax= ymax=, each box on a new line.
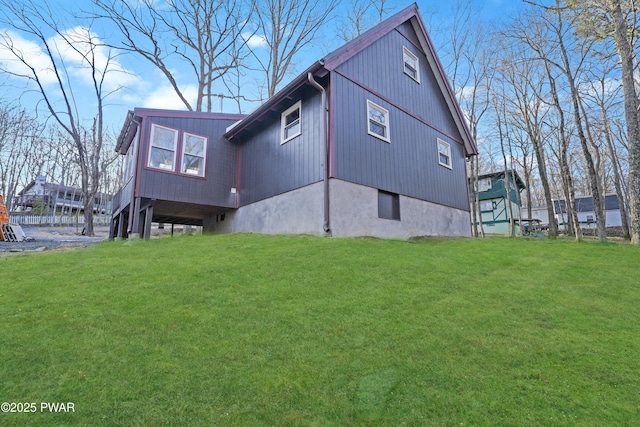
xmin=0 ymin=0 xmax=527 ymax=134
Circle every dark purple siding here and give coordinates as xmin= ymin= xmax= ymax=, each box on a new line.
xmin=238 ymin=87 xmax=324 ymax=205
xmin=396 ymin=21 xmax=422 ymax=50
xmin=332 ymin=25 xmax=470 ymax=212
xmin=137 ymin=115 xmax=239 ymax=208
xmin=336 ymin=27 xmax=461 ymax=139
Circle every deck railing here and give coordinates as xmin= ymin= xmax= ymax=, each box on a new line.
xmin=8 ymin=214 xmax=112 ymax=227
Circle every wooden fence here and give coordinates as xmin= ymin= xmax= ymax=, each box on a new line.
xmin=8 ymin=214 xmax=111 ymax=227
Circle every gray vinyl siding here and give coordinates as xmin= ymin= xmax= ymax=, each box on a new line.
xmin=395 ymin=21 xmax=421 ymax=50
xmin=137 ymin=116 xmax=238 ymax=208
xmin=238 ymin=87 xmax=324 ymax=206
xmin=336 ymin=25 xmax=461 ymax=139
xmin=332 ymin=25 xmax=470 ymax=211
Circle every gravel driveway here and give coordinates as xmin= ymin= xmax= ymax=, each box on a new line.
xmin=0 ymin=226 xmax=109 ymax=254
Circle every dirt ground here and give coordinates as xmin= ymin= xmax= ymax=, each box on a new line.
xmin=0 ymin=224 xmax=202 ymax=255
xmin=0 ymin=225 xmax=110 ymax=254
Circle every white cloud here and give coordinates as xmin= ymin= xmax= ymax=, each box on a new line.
xmin=142 ymin=84 xmax=198 ymax=110
xmin=242 ymin=32 xmax=267 ymax=49
xmin=0 ymin=29 xmax=58 ymax=85
xmin=0 ymin=26 xmax=140 ymax=98
xmin=49 ymin=26 xmax=139 ymax=92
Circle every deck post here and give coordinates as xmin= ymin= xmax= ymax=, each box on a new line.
xmin=144 ymin=204 xmax=153 ymax=240
xmin=129 ymin=197 xmax=142 ymax=239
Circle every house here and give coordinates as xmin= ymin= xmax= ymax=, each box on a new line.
xmin=109 ymin=3 xmax=477 ymax=240
xmin=553 ymin=194 xmax=624 ymax=229
xmin=14 ymin=176 xmax=112 ymax=215
xmin=471 ymin=170 xmax=526 ymax=235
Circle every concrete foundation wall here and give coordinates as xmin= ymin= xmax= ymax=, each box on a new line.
xmin=204 ymin=178 xmax=472 ymax=239
xmin=203 ymin=181 xmax=325 ymax=235
xmin=329 ymin=179 xmax=472 ymax=238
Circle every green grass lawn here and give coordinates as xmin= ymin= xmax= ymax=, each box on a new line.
xmin=1 ymin=234 xmax=639 ymax=426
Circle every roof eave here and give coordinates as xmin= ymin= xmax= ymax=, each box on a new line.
xmin=224 ymin=61 xmax=325 ymax=140
xmin=115 ymin=110 xmax=139 ymax=155
xmin=408 ymin=13 xmax=478 ymax=157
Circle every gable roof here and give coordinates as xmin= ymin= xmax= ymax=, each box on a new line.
xmin=224 ymin=3 xmax=477 ymax=156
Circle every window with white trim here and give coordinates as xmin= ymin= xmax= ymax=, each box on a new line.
xmin=367 ymin=100 xmax=390 ymax=142
xmin=437 ymin=138 xmax=452 ymax=169
xmin=480 ymin=200 xmax=493 ymax=212
xmin=181 ymin=132 xmax=207 ymax=176
xmin=403 ymin=46 xmax=420 ymax=83
xmin=478 ymin=178 xmax=492 ymax=192
xmin=281 ymin=101 xmax=301 ymax=144
xmin=148 ymin=124 xmax=178 ymax=171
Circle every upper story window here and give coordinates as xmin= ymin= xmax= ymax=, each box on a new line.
xmin=148 ymin=124 xmax=178 ymax=171
xmin=403 ymin=46 xmax=420 ymax=83
xmin=281 ymin=101 xmax=301 ymax=144
xmin=182 ymin=133 xmax=207 ymax=177
xmin=478 ymin=178 xmax=492 ymax=192
xmin=437 ymin=138 xmax=452 ymax=169
xmin=147 ymin=124 xmax=208 ymax=177
xmin=367 ymin=100 xmax=390 ymax=142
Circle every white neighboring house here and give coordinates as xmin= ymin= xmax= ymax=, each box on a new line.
xmin=527 ymin=206 xmax=550 ymax=226
xmin=553 ymin=194 xmax=623 ymax=229
xmin=14 ymin=177 xmax=111 ymax=215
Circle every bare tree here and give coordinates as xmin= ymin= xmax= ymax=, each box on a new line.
xmin=92 ymin=0 xmax=253 ymax=112
xmin=498 ymin=37 xmax=559 ymax=238
xmin=578 ymin=67 xmax=631 ymax=238
xmin=440 ymin=0 xmax=493 ymax=237
xmin=0 ymin=1 xmax=120 ymax=235
xmin=566 ymin=0 xmax=640 ymax=244
xmin=517 ymin=12 xmax=582 ymax=239
xmin=251 ymin=0 xmax=339 ymax=98
xmin=337 ymin=0 xmax=393 ymax=42
xmin=519 ymin=1 xmax=605 ymax=240
xmin=0 ymin=103 xmax=44 ymax=212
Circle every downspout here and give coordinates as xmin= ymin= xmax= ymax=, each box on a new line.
xmin=308 ymin=71 xmax=331 ymax=234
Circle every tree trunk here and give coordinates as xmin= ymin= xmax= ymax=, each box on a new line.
xmin=475 ymin=156 xmax=485 ymax=237
xmin=611 ymin=0 xmax=640 ymax=244
xmin=603 ymin=117 xmax=631 ymax=239
xmin=554 ymin=5 xmax=606 ymax=241
xmin=532 ymin=135 xmax=558 ymax=238
xmin=469 ymin=157 xmax=479 ymax=237
xmin=543 ymin=59 xmax=581 ymax=240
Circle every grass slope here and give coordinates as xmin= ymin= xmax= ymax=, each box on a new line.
xmin=1 ymin=235 xmax=639 ymax=426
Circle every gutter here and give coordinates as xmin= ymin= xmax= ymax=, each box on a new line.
xmin=225 ymin=61 xmax=324 ymax=141
xmin=307 ymin=71 xmax=331 ymax=234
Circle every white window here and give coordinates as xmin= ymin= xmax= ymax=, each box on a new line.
xmin=403 ymin=46 xmax=420 ymax=83
xmin=281 ymin=101 xmax=301 ymax=144
xmin=478 ymin=178 xmax=492 ymax=192
xmin=437 ymin=138 xmax=452 ymax=169
xmin=181 ymin=132 xmax=207 ymax=176
xmin=367 ymin=100 xmax=390 ymax=142
xmin=480 ymin=200 xmax=493 ymax=212
xmin=148 ymin=124 xmax=178 ymax=171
